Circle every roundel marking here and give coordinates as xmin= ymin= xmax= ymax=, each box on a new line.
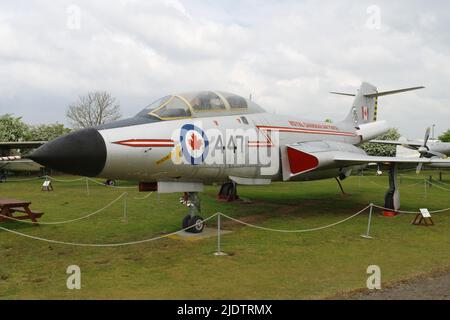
xmin=180 ymin=124 xmax=209 ymax=165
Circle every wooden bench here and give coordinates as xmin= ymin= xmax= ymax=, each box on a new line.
xmin=0 ymin=198 xmax=44 ymax=223
xmin=9 ymin=207 xmax=44 ymax=220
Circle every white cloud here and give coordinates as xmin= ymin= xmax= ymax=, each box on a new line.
xmin=0 ymin=0 xmax=449 ymax=137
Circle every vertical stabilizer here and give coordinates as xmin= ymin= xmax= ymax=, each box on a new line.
xmin=334 ymin=82 xmax=424 ymax=126
xmin=343 ymin=82 xmax=378 ymax=126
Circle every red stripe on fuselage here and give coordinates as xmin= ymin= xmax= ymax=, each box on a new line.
xmin=256 ymin=125 xmax=356 ymax=137
xmin=114 ymin=124 xmax=355 ymax=148
xmin=113 ymin=139 xmax=174 ymax=147
xmin=248 ymin=124 xmax=356 ymax=147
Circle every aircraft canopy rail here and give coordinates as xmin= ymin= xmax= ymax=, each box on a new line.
xmin=136 ymin=91 xmax=265 ymax=120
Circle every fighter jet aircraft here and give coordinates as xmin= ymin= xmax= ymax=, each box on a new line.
xmin=29 ymin=82 xmax=450 ymax=232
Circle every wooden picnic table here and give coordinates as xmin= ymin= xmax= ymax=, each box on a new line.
xmin=0 ymin=198 xmax=44 ymax=223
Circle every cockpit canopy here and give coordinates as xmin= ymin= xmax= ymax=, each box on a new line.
xmin=136 ymin=91 xmax=265 ymax=120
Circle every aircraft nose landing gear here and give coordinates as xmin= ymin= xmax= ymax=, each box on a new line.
xmin=180 ymin=192 xmax=205 ymax=233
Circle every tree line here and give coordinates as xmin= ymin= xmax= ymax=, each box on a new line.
xmin=0 ymin=115 xmax=71 ymax=143
xmin=0 ymin=91 xmax=122 ymax=146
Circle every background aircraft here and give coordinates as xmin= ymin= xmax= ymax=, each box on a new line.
xmin=371 ymin=127 xmax=450 ymax=173
xmin=0 ymin=141 xmax=45 ymax=181
xmin=29 ymin=82 xmax=450 ymax=232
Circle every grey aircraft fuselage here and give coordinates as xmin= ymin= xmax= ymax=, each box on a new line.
xmin=29 ymin=94 xmax=387 ymax=185
xmin=30 ymin=85 xmax=448 ymax=187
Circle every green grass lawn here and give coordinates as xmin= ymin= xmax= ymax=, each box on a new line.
xmin=0 ymin=170 xmax=450 ymax=299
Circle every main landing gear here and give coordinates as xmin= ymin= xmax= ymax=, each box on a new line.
xmin=335 ymin=176 xmax=347 ymax=196
xmin=180 ymin=192 xmax=205 ymax=233
xmin=217 ymin=181 xmax=239 ymax=201
xmin=383 ymin=163 xmax=400 ymax=216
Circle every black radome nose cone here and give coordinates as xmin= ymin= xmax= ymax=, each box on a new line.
xmin=29 ymin=128 xmax=107 ymax=177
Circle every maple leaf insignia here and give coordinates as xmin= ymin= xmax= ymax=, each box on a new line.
xmin=189 ymin=133 xmax=203 ymax=151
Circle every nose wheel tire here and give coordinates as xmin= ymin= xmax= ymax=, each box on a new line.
xmin=182 ymin=215 xmax=191 ymax=229
xmin=182 ymin=215 xmax=205 ymax=233
xmin=105 ymin=179 xmax=116 ymax=186
xmin=189 ymin=216 xmax=205 ymax=233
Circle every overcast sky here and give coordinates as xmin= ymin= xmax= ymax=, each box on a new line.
xmin=0 ymin=0 xmax=449 ymax=138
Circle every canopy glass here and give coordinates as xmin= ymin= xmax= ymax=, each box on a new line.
xmin=136 ymin=91 xmax=264 ymax=120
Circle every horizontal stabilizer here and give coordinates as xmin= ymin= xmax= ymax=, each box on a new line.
xmin=330 ymin=92 xmax=356 ymax=97
xmin=369 ymin=140 xmax=422 ymax=147
xmin=364 ymin=86 xmax=425 ymax=98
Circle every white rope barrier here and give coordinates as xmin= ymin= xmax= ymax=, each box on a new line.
xmin=85 ymin=178 xmax=115 ymax=186
xmin=5 ymin=175 xmax=135 ymax=190
xmin=0 ymin=176 xmax=42 ymax=182
xmin=86 ymin=177 xmax=136 ymax=189
xmin=2 ymin=202 xmax=450 ymax=247
xmin=355 ymin=174 xmax=449 ymax=195
xmin=427 ymin=181 xmax=450 ymax=192
xmin=45 ymin=175 xmax=85 ymax=182
xmin=397 ymin=168 xmax=424 ymax=173
xmin=133 ymin=192 xmax=153 ymax=200
xmin=433 ymin=180 xmax=450 ymax=186
xmin=0 ymin=205 xmax=372 ymax=247
xmin=0 ymin=213 xmax=219 ymax=247
xmin=0 ymin=192 xmax=128 ymax=225
xmin=0 ymin=189 xmax=154 ymax=226
xmin=368 ymin=177 xmax=450 ymax=192
xmin=402 ymin=181 xmax=426 ymax=187
xmin=2 ymin=169 xmax=450 ymax=250
xmin=399 ymin=175 xmax=426 ymax=180
xmin=371 ymin=204 xmax=450 ymax=214
xmin=367 ymin=180 xmax=387 ymax=188
xmin=219 ymin=205 xmax=371 ymax=233
xmin=368 ymin=179 xmax=423 ymax=188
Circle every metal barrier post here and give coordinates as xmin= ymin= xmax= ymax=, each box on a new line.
xmin=424 ymin=179 xmax=428 ymax=200
xmin=123 ymin=193 xmax=128 ymax=223
xmin=361 ymin=204 xmax=374 ymax=239
xmin=214 ymin=213 xmax=227 ymax=256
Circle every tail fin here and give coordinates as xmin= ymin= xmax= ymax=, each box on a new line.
xmin=342 ymin=82 xmax=378 ymax=125
xmin=333 ymin=82 xmax=425 ymax=126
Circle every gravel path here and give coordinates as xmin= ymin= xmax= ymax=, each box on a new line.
xmin=347 ymin=272 xmax=450 ymax=300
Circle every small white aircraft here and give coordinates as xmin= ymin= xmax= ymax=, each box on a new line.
xmin=30 ymin=82 xmax=450 ymax=232
xmin=371 ymin=127 xmax=450 ymax=173
xmin=0 ymin=141 xmax=45 ymax=181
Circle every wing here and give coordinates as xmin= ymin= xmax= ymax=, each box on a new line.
xmin=282 ymin=142 xmax=450 ymax=181
xmin=0 ymin=141 xmax=46 ymax=149
xmin=369 ymin=139 xmax=422 ymax=152
xmin=369 ymin=140 xmax=422 ymax=148
xmin=0 ymin=157 xmax=43 ymax=172
xmin=333 ymin=152 xmax=450 ymax=167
